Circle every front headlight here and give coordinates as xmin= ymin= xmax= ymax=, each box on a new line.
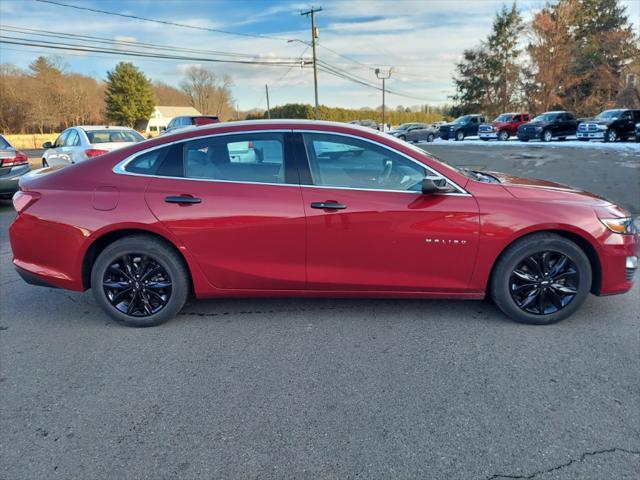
xmin=535 ymin=126 xmax=543 ymax=131
xmin=600 ymin=217 xmax=637 ymax=235
xmin=597 ymin=124 xmax=608 ymax=131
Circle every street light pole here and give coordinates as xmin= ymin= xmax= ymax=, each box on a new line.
xmin=301 ymin=6 xmax=322 ymax=120
xmin=375 ymin=68 xmax=392 ymax=129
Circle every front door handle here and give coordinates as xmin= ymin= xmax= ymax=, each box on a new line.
xmin=165 ymin=195 xmax=201 ymax=204
xmin=310 ymin=201 xmax=347 ymax=210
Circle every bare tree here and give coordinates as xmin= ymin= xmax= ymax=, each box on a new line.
xmin=179 ymin=66 xmax=234 ymax=119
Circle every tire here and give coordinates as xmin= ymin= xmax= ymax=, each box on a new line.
xmin=42 ymin=158 xmax=48 ymax=167
xmin=455 ymin=130 xmax=464 ymax=141
xmin=578 ymin=138 xmax=589 ymax=142
xmin=498 ymin=130 xmax=509 ymax=141
xmin=490 ymin=233 xmax=592 ymax=325
xmin=480 ymin=138 xmax=489 ymax=141
xmin=398 ymin=135 xmax=406 ymax=141
xmin=427 ymin=133 xmax=435 ymax=142
xmin=604 ymin=129 xmax=617 ymax=143
xmin=91 ymin=235 xmax=189 ymax=327
xmin=542 ymin=129 xmax=553 ymax=142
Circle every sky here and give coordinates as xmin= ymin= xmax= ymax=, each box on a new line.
xmin=0 ymin=0 xmax=638 ymax=111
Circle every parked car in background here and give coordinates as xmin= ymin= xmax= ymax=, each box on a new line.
xmin=42 ymin=126 xmax=145 ymax=168
xmin=163 ymin=115 xmax=220 ymax=135
xmin=517 ymin=111 xmax=578 ymax=142
xmin=0 ymin=134 xmax=30 ymax=199
xmin=479 ymin=113 xmax=530 ymax=141
xmin=439 ymin=114 xmax=486 ymax=141
xmin=388 ymin=123 xmax=438 ymax=142
xmin=11 ymin=120 xmax=638 ymax=328
xmin=348 ymin=119 xmax=379 ymax=130
xmin=577 ymin=109 xmax=640 ymax=142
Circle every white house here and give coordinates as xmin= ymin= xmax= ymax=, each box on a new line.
xmin=146 ymin=106 xmax=202 ymax=134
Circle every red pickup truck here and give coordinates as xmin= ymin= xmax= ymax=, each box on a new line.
xmin=479 ymin=113 xmax=530 ymax=141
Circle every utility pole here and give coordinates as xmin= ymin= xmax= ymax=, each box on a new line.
xmin=375 ymin=68 xmax=392 ymax=129
xmin=265 ymin=84 xmax=271 ymax=119
xmin=301 ymin=6 xmax=322 ymax=119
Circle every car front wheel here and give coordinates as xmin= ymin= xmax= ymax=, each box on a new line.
xmin=542 ymin=130 xmax=553 ymax=142
xmin=427 ymin=133 xmax=435 ymax=142
xmin=91 ymin=235 xmax=189 ymax=327
xmin=455 ymin=130 xmax=464 ymax=141
xmin=498 ymin=130 xmax=509 ymax=141
xmin=42 ymin=158 xmax=48 ymax=167
xmin=604 ymin=129 xmax=617 ymax=142
xmin=490 ymin=233 xmax=591 ymax=325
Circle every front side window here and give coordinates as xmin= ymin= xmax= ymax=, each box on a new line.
xmin=54 ymin=130 xmax=70 ymax=148
xmin=302 ymin=133 xmax=426 ymax=192
xmin=184 ymin=133 xmax=286 ymax=184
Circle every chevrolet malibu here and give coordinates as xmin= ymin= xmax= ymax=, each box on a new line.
xmin=10 ymin=120 xmax=638 ymax=327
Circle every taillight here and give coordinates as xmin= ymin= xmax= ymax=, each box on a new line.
xmin=85 ymin=149 xmax=108 ymax=158
xmin=1 ymin=150 xmax=29 ymax=167
xmin=12 ymin=190 xmax=40 ymax=214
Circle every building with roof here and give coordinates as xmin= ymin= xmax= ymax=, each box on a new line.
xmin=145 ymin=106 xmax=202 ymax=134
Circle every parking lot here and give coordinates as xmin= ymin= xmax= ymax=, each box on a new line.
xmin=1 ymin=143 xmax=639 ymax=479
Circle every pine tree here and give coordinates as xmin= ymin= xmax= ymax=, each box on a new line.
xmin=105 ymin=62 xmax=156 ymax=127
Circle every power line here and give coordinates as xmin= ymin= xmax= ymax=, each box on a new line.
xmin=0 ymin=25 xmax=302 ymax=61
xmin=0 ymin=36 xmax=307 ymax=67
xmin=34 ymin=0 xmax=291 ymax=41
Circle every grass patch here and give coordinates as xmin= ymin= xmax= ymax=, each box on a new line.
xmin=4 ymin=133 xmax=59 ymax=150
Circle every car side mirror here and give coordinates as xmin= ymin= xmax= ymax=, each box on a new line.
xmin=42 ymin=141 xmax=53 ymax=149
xmin=422 ymin=178 xmax=454 ymax=195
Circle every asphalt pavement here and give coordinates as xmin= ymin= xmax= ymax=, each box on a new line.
xmin=1 ymin=143 xmax=639 ymax=479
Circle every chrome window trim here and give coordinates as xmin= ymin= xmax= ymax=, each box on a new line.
xmin=112 ymin=128 xmax=470 ymax=196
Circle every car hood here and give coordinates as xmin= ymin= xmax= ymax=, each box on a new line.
xmin=484 ymin=171 xmax=614 ymax=206
xmin=519 ymin=121 xmax=548 ymax=128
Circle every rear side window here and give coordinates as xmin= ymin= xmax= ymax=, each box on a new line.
xmin=183 ymin=133 xmax=286 ymax=184
xmin=125 ymin=148 xmax=167 ymax=175
xmin=0 ymin=136 xmax=10 ymax=149
xmin=86 ymin=130 xmax=143 ymax=143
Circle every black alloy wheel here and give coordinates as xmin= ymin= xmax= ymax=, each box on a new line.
xmin=91 ymin=235 xmax=189 ymax=327
xmin=509 ymin=251 xmax=579 ymax=315
xmin=604 ymin=129 xmax=617 ymax=142
xmin=490 ymin=233 xmax=591 ymax=325
xmin=103 ymin=254 xmax=172 ymax=317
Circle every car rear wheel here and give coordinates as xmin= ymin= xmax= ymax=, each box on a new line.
xmin=604 ymin=129 xmax=617 ymax=142
xmin=498 ymin=130 xmax=509 ymax=141
xmin=91 ymin=235 xmax=189 ymax=327
xmin=398 ymin=135 xmax=406 ymax=141
xmin=542 ymin=130 xmax=553 ymax=142
xmin=455 ymin=130 xmax=464 ymax=141
xmin=427 ymin=133 xmax=435 ymax=142
xmin=490 ymin=233 xmax=591 ymax=325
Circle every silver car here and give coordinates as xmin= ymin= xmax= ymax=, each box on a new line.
xmin=42 ymin=126 xmax=144 ymax=168
xmin=388 ymin=123 xmax=438 ymax=143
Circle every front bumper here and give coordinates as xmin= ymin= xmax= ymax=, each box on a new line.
xmin=577 ymin=131 xmax=605 ymax=139
xmin=479 ymin=132 xmax=498 ymax=139
xmin=0 ymin=164 xmax=30 ymax=194
xmin=517 ymin=132 xmax=541 ymax=141
xmin=598 ymin=231 xmax=639 ymax=296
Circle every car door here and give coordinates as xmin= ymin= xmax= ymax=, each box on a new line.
xmin=466 ymin=117 xmax=479 ymax=136
xmin=141 ymin=131 xmax=307 ymax=290
xmin=619 ymin=110 xmax=634 ymax=136
xmin=298 ymin=132 xmax=480 ymax=292
xmin=44 ymin=129 xmax=71 ymax=167
xmin=64 ymin=129 xmax=81 ymax=163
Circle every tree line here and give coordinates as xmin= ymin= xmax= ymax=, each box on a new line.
xmin=0 ymin=58 xmax=236 ymax=133
xmin=451 ymin=0 xmax=639 ymax=117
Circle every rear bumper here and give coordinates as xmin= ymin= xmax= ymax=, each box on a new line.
xmin=0 ymin=164 xmax=30 ymax=194
xmin=15 ymin=265 xmax=60 ymax=288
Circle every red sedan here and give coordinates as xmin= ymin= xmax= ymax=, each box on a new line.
xmin=9 ymin=121 xmax=638 ymax=327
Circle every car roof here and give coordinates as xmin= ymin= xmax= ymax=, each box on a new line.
xmin=75 ymin=125 xmax=136 ymax=131
xmin=159 ymin=119 xmax=389 ymax=139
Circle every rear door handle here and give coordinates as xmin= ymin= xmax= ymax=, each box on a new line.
xmin=310 ymin=201 xmax=347 ymax=210
xmin=165 ymin=195 xmax=201 ymax=204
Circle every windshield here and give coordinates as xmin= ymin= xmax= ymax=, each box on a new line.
xmin=85 ymin=129 xmax=144 ymax=144
xmin=453 ymin=116 xmax=471 ymax=124
xmin=495 ymin=114 xmax=513 ymax=122
xmin=532 ymin=113 xmax=558 ymax=122
xmin=595 ymin=110 xmax=622 ymax=120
